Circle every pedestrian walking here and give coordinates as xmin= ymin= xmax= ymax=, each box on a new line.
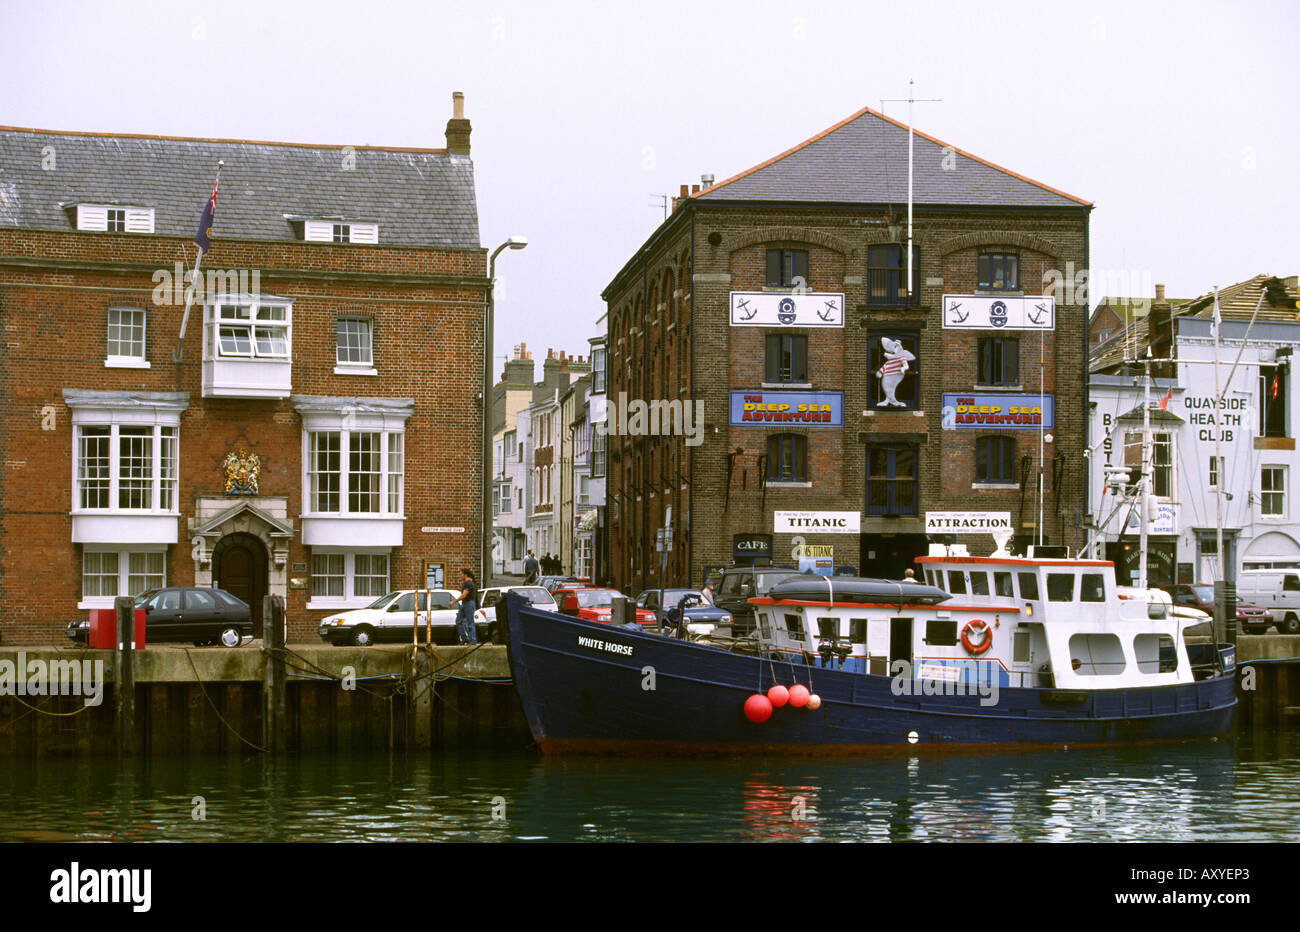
xmin=449 ymin=567 xmax=479 ymax=644
xmin=523 ymin=550 xmax=539 ymax=585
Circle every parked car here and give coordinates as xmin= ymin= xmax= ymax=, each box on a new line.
xmin=634 ymin=588 xmax=733 ymax=636
xmin=66 ymin=587 xmax=252 ymax=647
xmin=317 ymin=589 xmax=461 ymax=646
xmin=540 ymin=575 xmax=581 ymax=593
xmin=1234 ymin=570 xmax=1300 ymax=634
xmin=473 ymin=585 xmax=559 ymax=640
xmin=1161 ymin=583 xmax=1274 ymax=634
xmin=713 ymin=565 xmax=801 ymax=636
xmin=553 ymin=587 xmax=657 ymax=626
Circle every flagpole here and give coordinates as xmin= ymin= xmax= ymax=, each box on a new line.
xmin=1212 ymin=286 xmax=1223 ymax=582
xmin=173 ymin=160 xmax=222 ymax=363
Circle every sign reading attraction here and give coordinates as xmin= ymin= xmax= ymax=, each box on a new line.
xmin=925 ymin=512 xmax=1012 ymax=534
xmin=941 ymin=393 xmax=1054 ymax=429
xmin=730 ymin=292 xmax=845 ymax=328
xmin=730 ymin=391 xmax=843 ymax=426
xmin=733 ymin=533 xmax=773 ymax=562
xmin=774 ymin=511 xmax=860 ymax=534
xmin=942 ymin=294 xmax=1055 ymax=330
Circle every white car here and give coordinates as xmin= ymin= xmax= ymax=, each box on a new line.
xmin=318 ymin=589 xmax=461 ymax=646
xmin=474 ymin=586 xmax=559 ymax=640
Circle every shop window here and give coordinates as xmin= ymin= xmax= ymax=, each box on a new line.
xmin=978 ymin=252 xmax=1019 ymax=290
xmin=868 ymin=332 xmax=920 ymax=408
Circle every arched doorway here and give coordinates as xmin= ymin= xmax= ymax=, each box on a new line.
xmin=214 ymin=533 xmax=269 ymax=637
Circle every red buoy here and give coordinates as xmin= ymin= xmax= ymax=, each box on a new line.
xmin=788 ymin=684 xmax=810 ymax=708
xmin=767 ymin=685 xmax=790 ymax=707
xmin=744 ymin=694 xmax=773 ymax=723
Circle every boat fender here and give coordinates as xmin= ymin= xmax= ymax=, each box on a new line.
xmin=961 ymin=619 xmax=993 ymax=656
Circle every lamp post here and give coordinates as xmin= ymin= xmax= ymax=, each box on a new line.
xmin=484 ymin=237 xmax=527 ymax=587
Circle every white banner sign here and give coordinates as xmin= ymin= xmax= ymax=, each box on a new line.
xmin=942 ymin=294 xmax=1055 ymax=330
xmin=775 ymin=510 xmax=861 ymax=534
xmin=925 ymin=512 xmax=1012 ymax=534
xmin=730 ymin=292 xmax=845 ymax=327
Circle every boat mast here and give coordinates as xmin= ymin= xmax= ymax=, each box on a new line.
xmin=1212 ymin=287 xmax=1224 ymax=581
xmin=1139 ymin=351 xmax=1151 ymax=590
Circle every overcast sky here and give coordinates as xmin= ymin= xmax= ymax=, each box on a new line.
xmin=4 ymin=0 xmax=1297 ymax=375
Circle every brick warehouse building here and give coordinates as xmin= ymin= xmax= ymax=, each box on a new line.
xmin=601 ymin=106 xmax=1092 ymax=593
xmin=0 ymin=95 xmax=487 ymax=642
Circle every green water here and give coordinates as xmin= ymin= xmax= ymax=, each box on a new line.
xmin=2 ymin=735 xmax=1298 ymax=842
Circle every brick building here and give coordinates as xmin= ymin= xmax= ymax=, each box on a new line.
xmin=0 ymin=94 xmax=487 ymax=642
xmin=601 ymin=106 xmax=1092 ymax=593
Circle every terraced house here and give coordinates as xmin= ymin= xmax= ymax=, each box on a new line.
xmin=602 ymin=105 xmax=1092 ymax=592
xmin=0 ymin=94 xmax=486 ymax=642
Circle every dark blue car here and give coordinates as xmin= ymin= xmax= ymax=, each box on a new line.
xmin=634 ymin=588 xmax=733 ymax=635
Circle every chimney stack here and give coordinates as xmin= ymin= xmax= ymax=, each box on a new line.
xmin=446 ymin=91 xmax=472 ymax=156
xmin=1155 ymin=283 xmax=1166 ymax=302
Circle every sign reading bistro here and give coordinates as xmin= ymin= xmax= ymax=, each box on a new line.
xmin=774 ymin=511 xmax=861 ymax=534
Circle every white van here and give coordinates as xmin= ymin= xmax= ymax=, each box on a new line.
xmin=1235 ymin=570 xmax=1300 ymax=634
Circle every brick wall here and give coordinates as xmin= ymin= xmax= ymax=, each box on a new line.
xmin=605 ymin=203 xmax=1089 ymax=591
xmin=0 ymin=228 xmax=486 ymax=642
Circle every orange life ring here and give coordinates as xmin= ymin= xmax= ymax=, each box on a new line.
xmin=961 ymin=619 xmax=992 ymax=656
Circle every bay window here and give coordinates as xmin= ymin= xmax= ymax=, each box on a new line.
xmin=203 ymin=294 xmax=293 ymax=398
xmin=306 ymin=429 xmax=403 ymax=516
xmin=309 ymin=550 xmax=390 ymax=606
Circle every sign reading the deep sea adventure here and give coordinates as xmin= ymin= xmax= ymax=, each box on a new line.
xmin=775 ymin=511 xmax=861 ymax=534
xmin=733 ymin=533 xmax=772 ymax=561
xmin=730 ymin=292 xmax=844 ymax=327
xmin=925 ymin=512 xmax=1012 ymax=534
xmin=941 ymin=393 xmax=1054 ymax=429
xmin=730 ymin=391 xmax=843 ymax=426
xmin=942 ymin=294 xmax=1055 ymax=330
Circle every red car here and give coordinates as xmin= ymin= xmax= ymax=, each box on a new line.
xmin=1161 ymin=584 xmax=1273 ymax=634
xmin=554 ymin=587 xmax=657 ymax=626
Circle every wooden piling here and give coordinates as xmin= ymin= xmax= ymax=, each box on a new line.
xmin=114 ymin=596 xmax=135 ymax=755
xmin=262 ymin=595 xmax=286 ymax=753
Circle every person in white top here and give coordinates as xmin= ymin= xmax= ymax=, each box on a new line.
xmin=700 ymin=581 xmax=716 ymax=604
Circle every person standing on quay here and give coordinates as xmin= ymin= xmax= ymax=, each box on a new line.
xmin=523 ymin=550 xmax=539 ymax=585
xmin=450 ymin=568 xmax=479 ymax=645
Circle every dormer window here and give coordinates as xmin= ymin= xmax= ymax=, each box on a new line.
xmin=75 ymin=204 xmax=154 ymax=233
xmin=301 ymin=219 xmax=379 ymax=244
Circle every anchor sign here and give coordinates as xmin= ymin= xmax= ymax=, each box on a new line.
xmin=946 ymin=299 xmax=969 ymax=324
xmin=989 ymin=301 xmax=1008 ymax=328
xmin=736 ymin=297 xmax=758 ymax=321
xmin=777 ymin=297 xmax=798 ymax=325
xmin=1028 ymin=302 xmax=1049 ymax=325
xmin=817 ymin=298 xmax=840 ymax=322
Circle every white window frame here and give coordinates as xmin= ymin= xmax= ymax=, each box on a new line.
xmin=79 ymin=546 xmax=167 ymax=609
xmin=75 ymin=204 xmax=154 ymax=233
xmin=306 ymin=548 xmax=392 ymax=609
xmin=1124 ymin=429 xmax=1176 ymax=500
xmin=335 ymin=316 xmax=377 ymax=375
xmin=304 ymin=428 xmax=405 ymax=517
xmin=303 ymin=219 xmax=379 ymax=244
xmin=72 ymin=422 xmax=180 ymax=515
xmin=499 ymin=480 xmax=512 ymax=514
xmin=1262 ymin=465 xmax=1287 ymax=519
xmin=105 ymin=306 xmax=150 ymax=368
xmin=206 ymin=296 xmax=291 ymax=361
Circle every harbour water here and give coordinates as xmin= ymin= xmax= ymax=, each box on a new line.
xmin=2 ymin=733 xmax=1298 ymax=842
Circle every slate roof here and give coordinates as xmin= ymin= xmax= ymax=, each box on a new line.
xmin=0 ymin=126 xmax=479 ymax=249
xmin=1090 ymin=275 xmax=1300 ymax=373
xmin=694 ymin=106 xmax=1091 ymax=209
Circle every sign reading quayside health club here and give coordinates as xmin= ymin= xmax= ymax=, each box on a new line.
xmin=942 ymin=295 xmax=1055 ymax=330
xmin=775 ymin=511 xmax=861 ymax=534
xmin=730 ymin=391 xmax=843 ymax=426
xmin=941 ymin=393 xmax=1054 ymax=429
xmin=730 ymin=292 xmax=845 ymax=327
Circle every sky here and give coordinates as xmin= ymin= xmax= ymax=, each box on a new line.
xmin=3 ymin=0 xmax=1297 ymax=376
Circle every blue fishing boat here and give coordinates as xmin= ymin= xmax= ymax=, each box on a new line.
xmin=502 ymin=542 xmax=1237 ymax=755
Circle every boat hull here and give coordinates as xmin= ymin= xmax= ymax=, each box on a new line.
xmin=504 ymin=596 xmax=1238 ymax=755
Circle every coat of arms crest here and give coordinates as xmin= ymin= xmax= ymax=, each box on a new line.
xmin=222 ymin=449 xmax=261 ymax=495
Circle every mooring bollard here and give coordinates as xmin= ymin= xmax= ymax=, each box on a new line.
xmin=262 ymin=594 xmax=286 ymax=753
xmin=114 ymin=595 xmax=135 ymax=755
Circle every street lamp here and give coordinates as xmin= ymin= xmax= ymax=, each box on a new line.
xmin=484 ymin=236 xmax=528 ymax=586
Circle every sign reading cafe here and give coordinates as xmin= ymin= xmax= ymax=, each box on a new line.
xmin=943 ymin=295 xmax=1055 ymax=330
xmin=730 ymin=292 xmax=844 ymax=328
